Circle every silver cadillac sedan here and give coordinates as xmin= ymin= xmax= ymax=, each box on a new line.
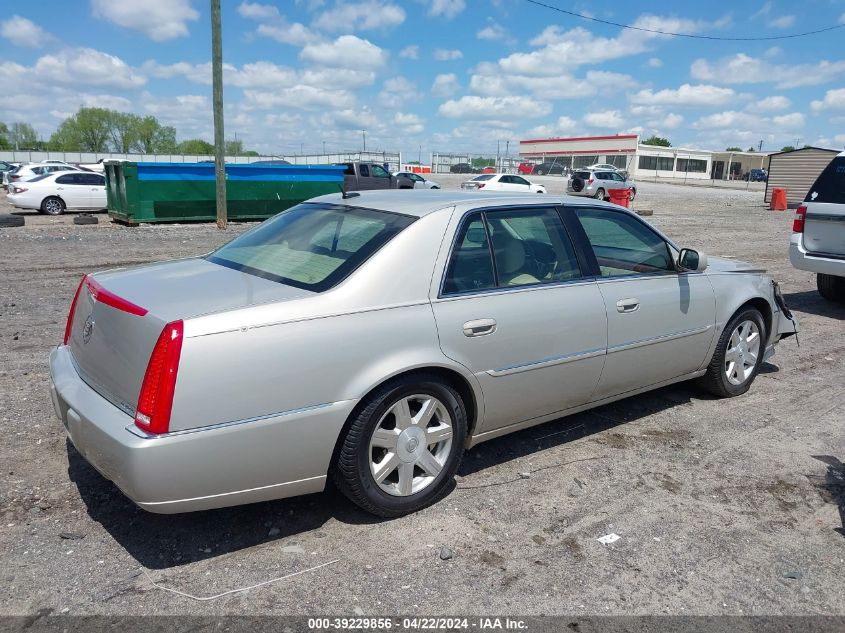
xmin=50 ymin=191 xmax=798 ymax=517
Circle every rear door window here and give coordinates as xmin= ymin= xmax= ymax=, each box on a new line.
xmin=806 ymin=156 xmax=845 ymax=204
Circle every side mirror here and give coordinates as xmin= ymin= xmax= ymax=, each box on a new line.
xmin=678 ymin=248 xmax=708 ymax=272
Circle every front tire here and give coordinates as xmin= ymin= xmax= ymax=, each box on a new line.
xmin=41 ymin=196 xmax=65 ymax=215
xmin=594 ymin=188 xmax=606 ymax=201
xmin=699 ymin=308 xmax=766 ymax=398
xmin=817 ymin=273 xmax=845 ymax=301
xmin=334 ymin=374 xmax=467 ymax=517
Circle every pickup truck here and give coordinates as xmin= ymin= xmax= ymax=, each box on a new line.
xmin=337 ymin=162 xmax=414 ymax=191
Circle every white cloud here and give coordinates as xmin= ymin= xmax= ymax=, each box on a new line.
xmin=237 ymin=2 xmax=279 ymax=19
xmin=428 ymin=0 xmax=465 ymax=19
xmin=768 ymin=15 xmax=796 ymax=29
xmin=630 ymin=83 xmax=736 ymax=106
xmin=772 ymin=112 xmax=805 ymax=128
xmin=1 ymin=15 xmax=50 ymax=48
xmin=477 ymin=20 xmax=510 ymax=42
xmin=399 ymin=45 xmax=419 ymax=59
xmin=691 ymin=53 xmax=845 ymax=89
xmin=525 ymin=116 xmax=578 ymax=138
xmin=393 ymin=112 xmax=424 ymax=135
xmin=313 ymin=1 xmax=406 ymax=32
xmin=91 ymin=0 xmax=198 ymax=41
xmin=751 ymin=95 xmax=791 ymax=111
xmin=434 ymin=48 xmax=463 ymax=61
xmin=661 ymin=113 xmax=684 ymax=129
xmin=583 ymin=110 xmax=625 ymax=129
xmin=431 ymin=73 xmax=459 ymax=97
xmin=35 ymin=48 xmax=146 ymax=89
xmin=811 ymin=88 xmax=845 ymax=111
xmin=469 ymin=64 xmax=637 ymax=100
xmin=693 ymin=110 xmax=804 ymax=131
xmin=244 ymin=85 xmax=355 ymax=110
xmin=301 ymin=35 xmax=387 ymax=70
xmin=646 ymin=57 xmax=663 ymax=68
xmin=835 ymin=134 xmax=845 ymax=145
xmin=506 ymin=15 xmax=711 ymax=77
xmin=439 ymin=95 xmax=551 ymax=119
xmin=377 ymin=76 xmax=420 ymax=108
xmin=256 ymin=23 xmax=321 ymax=47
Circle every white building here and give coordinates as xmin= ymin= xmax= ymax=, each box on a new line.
xmin=518 ymin=134 xmax=715 ymax=180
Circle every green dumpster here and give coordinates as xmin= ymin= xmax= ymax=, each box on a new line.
xmin=104 ymin=161 xmax=345 ymax=224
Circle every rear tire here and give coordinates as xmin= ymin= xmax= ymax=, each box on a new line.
xmin=817 ymin=273 xmax=845 ymax=301
xmin=41 ymin=197 xmax=65 ymax=215
xmin=535 ymin=169 xmax=545 ymax=175
xmin=594 ymin=188 xmax=606 ymax=201
xmin=698 ymin=308 xmax=766 ymax=398
xmin=333 ymin=374 xmax=466 ymax=517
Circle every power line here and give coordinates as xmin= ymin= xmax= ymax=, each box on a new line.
xmin=524 ymin=0 xmax=845 ymax=41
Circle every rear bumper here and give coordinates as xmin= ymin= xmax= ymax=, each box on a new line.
xmin=49 ymin=345 xmax=355 ymax=513
xmin=789 ymin=235 xmax=845 ymax=277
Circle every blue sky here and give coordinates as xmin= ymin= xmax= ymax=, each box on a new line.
xmin=1 ymin=0 xmax=844 ymax=157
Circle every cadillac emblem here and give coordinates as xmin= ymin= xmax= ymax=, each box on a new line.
xmin=82 ymin=314 xmax=95 ymax=344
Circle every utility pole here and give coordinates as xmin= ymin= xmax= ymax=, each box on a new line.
xmin=758 ymin=139 xmax=763 ymax=152
xmin=211 ymin=0 xmax=227 ymax=230
xmin=362 ymin=129 xmax=367 ymax=152
xmin=322 ymin=140 xmax=326 ymax=154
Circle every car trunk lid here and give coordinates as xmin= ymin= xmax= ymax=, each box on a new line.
xmin=67 ymin=257 xmax=313 ymax=414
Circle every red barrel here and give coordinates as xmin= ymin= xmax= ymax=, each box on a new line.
xmin=608 ymin=188 xmax=631 ymax=208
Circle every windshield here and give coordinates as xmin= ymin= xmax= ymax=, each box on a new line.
xmin=207 ymin=203 xmax=415 ymax=292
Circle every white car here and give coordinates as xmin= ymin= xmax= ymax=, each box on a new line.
xmin=586 ymin=163 xmax=622 ymax=172
xmin=7 ymin=171 xmax=107 ymax=215
xmin=5 ymin=163 xmax=77 ymax=187
xmin=461 ymin=173 xmax=546 ymax=194
xmin=393 ymin=171 xmax=441 ymax=189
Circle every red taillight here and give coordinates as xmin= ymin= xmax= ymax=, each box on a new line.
xmin=134 ymin=320 xmax=184 ymax=435
xmin=588 ymin=178 xmax=594 ymax=185
xmin=12 ymin=186 xmax=27 ymax=193
xmin=63 ymin=275 xmax=87 ymax=345
xmin=85 ymin=277 xmax=148 ymax=316
xmin=477 ymin=183 xmax=485 ymax=189
xmin=11 ymin=174 xmax=20 ymax=180
xmin=793 ymin=205 xmax=807 ymax=233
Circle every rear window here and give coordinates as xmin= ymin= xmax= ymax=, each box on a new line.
xmin=806 ymin=156 xmax=845 ymax=204
xmin=472 ymin=174 xmax=494 ymax=181
xmin=574 ymin=171 xmax=590 ymax=179
xmin=207 ymin=203 xmax=415 ymax=292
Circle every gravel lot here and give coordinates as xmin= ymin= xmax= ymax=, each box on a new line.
xmin=0 ymin=176 xmax=843 ymax=617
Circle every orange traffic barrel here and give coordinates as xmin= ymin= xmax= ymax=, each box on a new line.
xmin=608 ymin=188 xmax=631 ymax=208
xmin=770 ymin=187 xmax=787 ymax=211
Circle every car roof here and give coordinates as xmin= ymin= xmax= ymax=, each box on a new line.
xmin=306 ymin=190 xmax=619 ymax=218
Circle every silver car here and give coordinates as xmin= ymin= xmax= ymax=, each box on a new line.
xmin=50 ymin=191 xmax=797 ymax=516
xmin=789 ymin=150 xmax=845 ymax=301
xmin=393 ymin=171 xmax=441 ymax=189
xmin=568 ymin=169 xmax=637 ymax=201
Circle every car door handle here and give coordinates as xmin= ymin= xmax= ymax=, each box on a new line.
xmin=616 ymin=298 xmax=640 ymax=313
xmin=463 ymin=318 xmax=497 ymax=337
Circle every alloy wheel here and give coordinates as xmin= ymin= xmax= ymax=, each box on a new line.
xmin=724 ymin=320 xmax=760 ymax=385
xmin=368 ymin=394 xmax=453 ymax=497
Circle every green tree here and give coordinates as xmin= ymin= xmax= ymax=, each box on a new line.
xmin=132 ymin=116 xmax=176 ymax=153
xmin=108 ymin=111 xmax=141 ymax=153
xmin=0 ymin=122 xmax=9 ymax=149
xmin=725 ymin=146 xmax=742 ymax=152
xmin=780 ymin=145 xmax=796 ymax=152
xmin=9 ymin=122 xmax=39 ymax=149
xmin=224 ymin=139 xmax=243 ymax=155
xmin=747 ymin=147 xmax=756 ymax=152
xmin=49 ymin=108 xmax=111 ymax=152
xmin=642 ymin=135 xmax=671 ymax=147
xmin=242 ymin=149 xmax=259 ymax=157
xmin=177 ymin=139 xmax=215 ymax=154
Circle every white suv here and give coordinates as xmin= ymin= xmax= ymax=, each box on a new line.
xmin=789 ymin=151 xmax=845 ymax=301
